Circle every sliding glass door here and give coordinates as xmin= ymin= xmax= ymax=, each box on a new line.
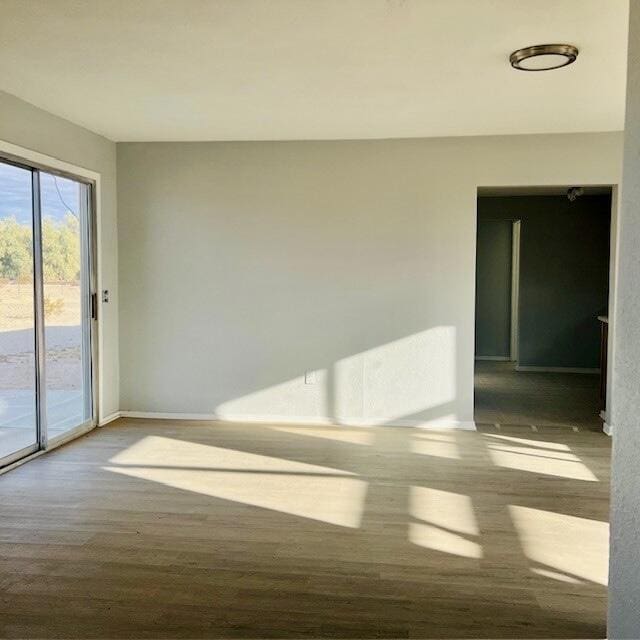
xmin=0 ymin=162 xmax=38 ymax=463
xmin=40 ymin=172 xmax=93 ymax=439
xmin=0 ymin=158 xmax=95 ymax=468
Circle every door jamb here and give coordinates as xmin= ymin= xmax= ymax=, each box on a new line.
xmin=510 ymin=220 xmax=521 ymax=363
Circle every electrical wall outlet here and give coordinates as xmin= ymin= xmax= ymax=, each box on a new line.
xmin=304 ymin=371 xmax=316 ymax=385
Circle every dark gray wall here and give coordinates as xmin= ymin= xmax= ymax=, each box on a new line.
xmin=475 ymin=220 xmax=512 ymax=358
xmin=477 ymin=194 xmax=611 ymax=369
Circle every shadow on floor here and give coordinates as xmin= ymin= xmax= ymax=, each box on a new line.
xmin=0 ymin=418 xmax=611 ymax=639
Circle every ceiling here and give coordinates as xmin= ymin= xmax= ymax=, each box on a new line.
xmin=0 ymin=0 xmax=629 ymax=142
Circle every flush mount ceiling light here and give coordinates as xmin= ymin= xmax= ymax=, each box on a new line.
xmin=510 ymin=44 xmax=579 ymax=71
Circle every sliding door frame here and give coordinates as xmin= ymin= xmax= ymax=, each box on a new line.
xmin=0 ymin=151 xmax=99 ymax=469
xmin=47 ymin=174 xmax=98 ymax=449
xmin=31 ymin=168 xmax=47 ymax=449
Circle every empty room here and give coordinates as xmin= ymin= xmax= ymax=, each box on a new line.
xmin=1 ymin=1 xmax=640 ymax=639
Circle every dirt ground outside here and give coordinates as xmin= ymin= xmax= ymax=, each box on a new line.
xmin=0 ymin=281 xmax=81 ymax=331
xmin=0 ymin=282 xmax=83 ymax=390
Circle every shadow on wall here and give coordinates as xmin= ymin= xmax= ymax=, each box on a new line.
xmin=123 ymin=259 xmax=472 ymax=427
xmin=214 ymin=326 xmax=463 ymax=428
xmin=131 ymin=319 xmax=469 ymax=428
xmin=121 ymin=237 xmax=473 ymax=427
xmin=475 ymin=194 xmax=612 ymax=370
xmin=117 ymin=141 xmax=480 ymax=428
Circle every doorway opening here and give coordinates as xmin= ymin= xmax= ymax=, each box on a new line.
xmin=474 ymin=186 xmax=615 ymax=432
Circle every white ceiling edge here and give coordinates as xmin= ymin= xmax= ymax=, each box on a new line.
xmin=110 ymin=127 xmax=626 ymax=145
xmin=2 ymin=87 xmax=624 ymax=145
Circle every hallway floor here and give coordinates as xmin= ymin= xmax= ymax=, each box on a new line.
xmin=474 ymin=361 xmax=603 ymax=432
xmin=0 ymin=418 xmax=610 ymax=638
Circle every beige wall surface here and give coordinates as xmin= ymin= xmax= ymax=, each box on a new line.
xmin=117 ymin=133 xmax=622 ymax=427
xmin=609 ymin=0 xmax=640 ymax=636
xmin=0 ymin=90 xmax=119 ymax=420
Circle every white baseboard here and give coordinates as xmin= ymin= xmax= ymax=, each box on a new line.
xmin=99 ymin=411 xmax=122 ymax=426
xmin=475 ymin=356 xmax=511 ymax=361
xmin=515 ymin=365 xmax=600 ymax=374
xmin=370 ymin=419 xmax=476 ymax=430
xmin=599 ymin=410 xmax=613 ymax=436
xmin=119 ymin=411 xmax=477 ymax=431
xmin=120 ymin=411 xmax=217 ymax=421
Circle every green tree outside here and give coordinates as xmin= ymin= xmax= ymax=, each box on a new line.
xmin=0 ymin=214 xmax=79 ymax=283
xmin=0 ymin=216 xmax=32 ymax=280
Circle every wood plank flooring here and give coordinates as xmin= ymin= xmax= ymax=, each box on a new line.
xmin=0 ymin=419 xmax=610 ymax=638
xmin=474 ymin=361 xmax=603 ymax=431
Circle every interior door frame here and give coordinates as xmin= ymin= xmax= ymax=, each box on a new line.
xmin=475 ymin=185 xmax=620 ymax=435
xmin=0 ymin=150 xmax=99 ymax=469
xmin=510 ymin=219 xmax=521 ymax=363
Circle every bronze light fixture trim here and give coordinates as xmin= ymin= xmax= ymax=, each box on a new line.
xmin=510 ymin=44 xmax=579 ymax=71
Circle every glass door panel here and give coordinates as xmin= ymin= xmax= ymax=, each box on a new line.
xmin=40 ymin=172 xmax=92 ymax=439
xmin=0 ymin=161 xmax=38 ymax=462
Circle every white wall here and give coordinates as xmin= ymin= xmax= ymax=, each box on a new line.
xmin=117 ymin=133 xmax=622 ymax=427
xmin=0 ymin=90 xmax=119 ymax=421
xmin=608 ymin=1 xmax=640 ymax=636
